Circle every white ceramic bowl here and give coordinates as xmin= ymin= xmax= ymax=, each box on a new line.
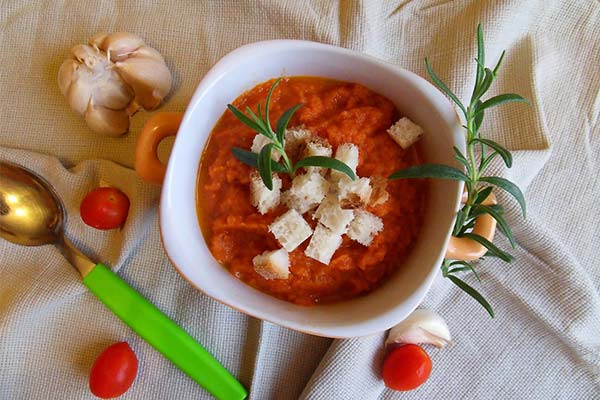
xmin=159 ymin=40 xmax=464 ymax=338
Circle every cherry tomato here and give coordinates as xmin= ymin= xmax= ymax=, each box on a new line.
xmin=382 ymin=344 xmax=432 ymax=391
xmin=89 ymin=342 xmax=138 ymax=399
xmin=80 ymin=187 xmax=130 ymax=230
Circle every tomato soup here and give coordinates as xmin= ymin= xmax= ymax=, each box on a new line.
xmin=197 ymin=77 xmax=426 ymax=305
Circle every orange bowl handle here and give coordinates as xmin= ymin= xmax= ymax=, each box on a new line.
xmin=445 ymin=192 xmax=497 ymax=261
xmin=135 ymin=112 xmax=183 ymax=185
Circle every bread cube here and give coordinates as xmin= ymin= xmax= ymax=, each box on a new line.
xmin=250 ymin=171 xmax=281 ymax=214
xmin=284 ymin=127 xmax=312 ymax=160
xmin=302 ymin=136 xmax=332 ymax=175
xmin=387 ymin=117 xmax=423 ymax=149
xmin=304 ymin=223 xmax=343 ymax=265
xmin=369 ymin=175 xmax=389 ymax=206
xmin=313 ymin=195 xmax=354 ymax=235
xmin=282 ymin=172 xmax=329 ymax=214
xmin=268 ymin=209 xmax=313 ymax=252
xmin=252 ymin=249 xmax=290 ymax=280
xmin=330 ymin=143 xmax=359 ymax=182
xmin=347 ymin=210 xmax=384 ymax=246
xmin=251 ymin=134 xmax=281 ymax=161
xmin=337 ymin=177 xmax=372 ymax=209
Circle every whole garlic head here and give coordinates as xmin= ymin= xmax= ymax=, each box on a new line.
xmin=58 ymin=32 xmax=172 ymax=136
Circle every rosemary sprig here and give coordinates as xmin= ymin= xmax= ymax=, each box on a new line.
xmin=390 ymin=24 xmax=528 ymax=317
xmin=229 ymin=78 xmax=356 ymax=190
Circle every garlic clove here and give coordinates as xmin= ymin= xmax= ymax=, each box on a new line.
xmin=90 ymin=69 xmax=134 ymax=110
xmin=88 ymin=32 xmax=109 ymax=48
xmin=385 ymin=309 xmax=451 ymax=349
xmin=57 ymin=59 xmax=79 ymax=97
xmin=130 ymin=46 xmax=167 ymax=63
xmin=115 ymin=57 xmax=172 ymax=110
xmin=71 ymin=44 xmax=104 ymax=67
xmin=84 ymin=104 xmax=129 ymax=136
xmin=102 ymin=32 xmax=145 ymax=62
xmin=66 ymin=73 xmax=94 ymax=115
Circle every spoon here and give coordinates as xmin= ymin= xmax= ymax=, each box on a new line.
xmin=0 ymin=161 xmax=247 ymax=400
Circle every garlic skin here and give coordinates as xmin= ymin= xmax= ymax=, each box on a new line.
xmin=57 ymin=32 xmax=172 ymax=136
xmin=385 ymin=309 xmax=451 ymax=349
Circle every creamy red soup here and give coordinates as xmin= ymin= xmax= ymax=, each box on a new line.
xmin=197 ymin=77 xmax=426 ymax=305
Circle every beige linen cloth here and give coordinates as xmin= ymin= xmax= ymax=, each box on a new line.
xmin=1 ymin=1 xmax=599 ymax=399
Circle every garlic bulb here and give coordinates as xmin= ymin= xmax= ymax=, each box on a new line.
xmin=58 ymin=32 xmax=172 ymax=136
xmin=385 ymin=309 xmax=451 ymax=349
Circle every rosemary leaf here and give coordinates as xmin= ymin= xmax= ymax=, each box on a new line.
xmin=449 ymin=260 xmax=481 ymax=282
xmin=231 ymin=147 xmax=286 ymax=172
xmin=258 ymin=143 xmax=275 ymax=190
xmin=493 ymin=50 xmax=506 ymax=76
xmin=461 ymin=233 xmax=514 ymax=262
xmin=471 ymin=138 xmax=513 ymax=167
xmin=276 ymin=104 xmax=303 ymax=144
xmin=389 ymin=164 xmax=469 ymax=181
xmin=447 ymin=275 xmax=495 ymax=318
xmin=479 ymin=176 xmax=527 ymax=217
xmin=425 ymin=58 xmax=467 ymax=117
xmin=474 ymin=186 xmax=494 ymax=204
xmin=473 ymin=204 xmax=517 ymax=248
xmin=294 ymin=156 xmax=356 ymax=180
xmin=227 ymin=104 xmax=264 ymax=133
xmin=476 ymin=93 xmax=528 ymax=116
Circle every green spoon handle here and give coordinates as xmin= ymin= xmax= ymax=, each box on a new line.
xmin=82 ymin=263 xmax=247 ymax=400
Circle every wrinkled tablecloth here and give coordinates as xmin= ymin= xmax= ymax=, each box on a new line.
xmin=1 ymin=1 xmax=599 ymax=399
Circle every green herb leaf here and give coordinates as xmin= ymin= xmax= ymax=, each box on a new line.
xmin=474 ymin=186 xmax=494 ymax=204
xmin=471 ymin=138 xmax=513 ymax=167
xmin=473 ymin=68 xmax=494 ymax=103
xmin=276 ymin=104 xmax=303 ymax=144
xmin=227 ymin=104 xmax=265 ymax=133
xmin=493 ymin=50 xmax=506 ymax=76
xmin=447 ymin=274 xmax=494 ymax=317
xmin=231 ymin=147 xmax=286 ymax=172
xmin=425 ymin=58 xmax=467 ymax=117
xmin=294 ymin=156 xmax=356 ymax=180
xmin=475 ymin=24 xmax=485 ymax=87
xmin=389 ymin=164 xmax=469 ymax=181
xmin=479 ymin=176 xmax=526 ymax=217
xmin=453 ymin=146 xmax=470 ymax=171
xmin=264 ymin=78 xmax=281 ymax=136
xmin=473 ymin=101 xmax=484 ymax=133
xmin=453 ymin=206 xmax=469 ymax=236
xmin=461 ymin=232 xmax=514 ymax=262
xmin=449 ymin=260 xmax=481 ymax=282
xmin=476 ymin=93 xmax=528 ymax=116
xmin=473 ymin=204 xmax=517 ymax=248
xmin=258 ymin=143 xmax=275 ymax=190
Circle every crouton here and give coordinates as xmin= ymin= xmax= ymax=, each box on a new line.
xmin=387 ymin=117 xmax=423 ymax=149
xmin=313 ymin=195 xmax=354 ymax=235
xmin=347 ymin=210 xmax=384 ymax=246
xmin=304 ymin=223 xmax=343 ymax=265
xmin=284 ymin=127 xmax=312 ymax=160
xmin=268 ymin=209 xmax=313 ymax=252
xmin=337 ymin=177 xmax=372 ymax=209
xmin=252 ymin=249 xmax=290 ymax=280
xmin=330 ymin=143 xmax=359 ymax=182
xmin=302 ymin=136 xmax=333 ymax=175
xmin=251 ymin=134 xmax=281 ymax=161
xmin=250 ymin=171 xmax=281 ymax=214
xmin=369 ymin=176 xmax=389 ymax=206
xmin=282 ymin=172 xmax=329 ymax=214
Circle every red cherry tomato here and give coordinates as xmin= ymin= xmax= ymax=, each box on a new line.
xmin=382 ymin=344 xmax=432 ymax=391
xmin=80 ymin=187 xmax=130 ymax=230
xmin=89 ymin=342 xmax=138 ymax=399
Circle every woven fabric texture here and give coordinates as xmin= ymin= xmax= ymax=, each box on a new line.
xmin=1 ymin=1 xmax=599 ymax=399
